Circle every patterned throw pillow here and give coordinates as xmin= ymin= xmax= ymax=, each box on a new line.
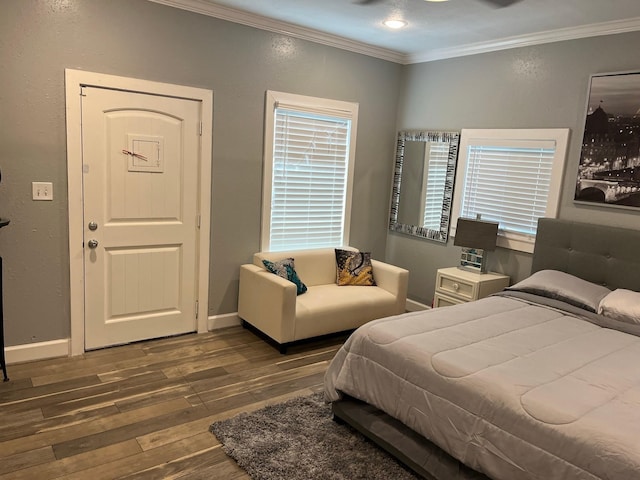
xmin=262 ymin=258 xmax=308 ymax=295
xmin=335 ymin=249 xmax=376 ymax=286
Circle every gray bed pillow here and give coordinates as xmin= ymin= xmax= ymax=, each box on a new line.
xmin=507 ymin=270 xmax=611 ymax=313
xmin=598 ymin=289 xmax=640 ymax=325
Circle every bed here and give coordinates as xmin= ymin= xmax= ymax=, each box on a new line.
xmin=324 ymin=218 xmax=640 ymax=480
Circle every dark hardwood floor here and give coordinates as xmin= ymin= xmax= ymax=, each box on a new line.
xmin=0 ymin=326 xmax=347 ymax=479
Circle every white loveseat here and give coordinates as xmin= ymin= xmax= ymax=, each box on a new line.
xmin=238 ymin=248 xmax=409 ymax=353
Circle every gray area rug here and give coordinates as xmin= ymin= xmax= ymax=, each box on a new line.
xmin=210 ymin=392 xmax=419 ymax=480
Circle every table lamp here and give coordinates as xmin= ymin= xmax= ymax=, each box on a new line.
xmin=453 ymin=217 xmax=498 ymax=273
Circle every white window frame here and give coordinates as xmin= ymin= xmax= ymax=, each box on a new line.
xmin=450 ymin=128 xmax=570 ymax=253
xmin=261 ymin=90 xmax=359 ymax=252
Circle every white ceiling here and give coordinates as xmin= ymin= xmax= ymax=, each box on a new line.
xmin=151 ymin=0 xmax=640 ymax=64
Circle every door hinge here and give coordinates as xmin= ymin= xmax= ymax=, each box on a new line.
xmin=195 ymin=300 xmax=199 ymax=319
xmin=199 ymin=121 xmax=203 ymax=136
xmin=196 ymin=214 xmax=201 ymax=229
xmin=80 ymin=86 xmax=87 ymax=97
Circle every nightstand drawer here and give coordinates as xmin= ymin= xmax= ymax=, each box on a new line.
xmin=436 ymin=273 xmax=475 ymax=301
xmin=433 ymin=292 xmax=465 ymax=308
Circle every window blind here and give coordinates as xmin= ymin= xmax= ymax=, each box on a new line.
xmin=460 ymin=143 xmax=556 ymax=238
xmin=422 ymin=142 xmax=449 ymax=230
xmin=269 ymin=108 xmax=351 ymax=251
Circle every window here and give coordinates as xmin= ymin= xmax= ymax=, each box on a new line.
xmin=262 ymin=91 xmax=359 ymax=252
xmin=451 ymin=129 xmax=570 ymax=253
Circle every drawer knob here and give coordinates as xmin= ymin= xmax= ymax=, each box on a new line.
xmin=452 ymin=282 xmax=460 ymax=291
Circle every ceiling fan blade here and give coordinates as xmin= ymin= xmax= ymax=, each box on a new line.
xmin=479 ymin=0 xmax=522 ymax=7
xmin=353 ymin=0 xmax=385 ymax=4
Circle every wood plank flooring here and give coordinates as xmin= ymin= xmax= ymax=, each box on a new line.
xmin=0 ymin=326 xmax=348 ymax=479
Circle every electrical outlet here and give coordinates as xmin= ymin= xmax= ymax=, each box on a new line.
xmin=32 ymin=182 xmax=53 ymax=201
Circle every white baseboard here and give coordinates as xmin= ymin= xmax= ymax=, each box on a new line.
xmin=5 ymin=338 xmax=70 ymax=365
xmin=208 ymin=304 xmax=431 ymax=331
xmin=406 ymin=299 xmax=430 ymax=311
xmin=207 ymin=312 xmax=241 ymax=331
xmin=7 ymin=302 xmax=434 ymax=364
xmin=8 ymin=305 xmax=438 ymax=365
xmin=4 ymin=315 xmax=241 ymax=365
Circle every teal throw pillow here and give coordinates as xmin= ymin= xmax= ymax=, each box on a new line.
xmin=262 ymin=258 xmax=308 ymax=295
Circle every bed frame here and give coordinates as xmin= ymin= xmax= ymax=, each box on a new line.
xmin=331 ymin=218 xmax=640 ymax=480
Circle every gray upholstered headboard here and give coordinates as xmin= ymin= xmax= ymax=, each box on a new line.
xmin=532 ymin=218 xmax=640 ymax=292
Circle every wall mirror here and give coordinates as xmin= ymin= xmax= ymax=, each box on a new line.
xmin=389 ymin=130 xmax=460 ymax=243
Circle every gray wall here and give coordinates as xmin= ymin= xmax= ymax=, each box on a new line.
xmin=390 ymin=32 xmax=640 ymax=306
xmin=0 ymin=0 xmax=402 ymax=346
xmin=3 ymin=0 xmax=639 ymax=347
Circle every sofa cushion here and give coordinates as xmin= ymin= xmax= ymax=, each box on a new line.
xmin=335 ymin=249 xmax=376 ymax=286
xmin=262 ymin=258 xmax=307 ymax=295
xmin=294 ymin=284 xmax=398 ymax=340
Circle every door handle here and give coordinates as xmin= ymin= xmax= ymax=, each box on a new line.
xmin=87 ymin=239 xmax=99 ymax=249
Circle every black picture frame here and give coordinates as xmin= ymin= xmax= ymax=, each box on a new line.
xmin=574 ymin=71 xmax=640 ymax=209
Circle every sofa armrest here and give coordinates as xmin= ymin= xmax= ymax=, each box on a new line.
xmin=372 ymin=260 xmax=409 ymax=313
xmin=238 ymin=264 xmax=297 ymax=344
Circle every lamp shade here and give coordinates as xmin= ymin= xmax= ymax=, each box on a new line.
xmin=453 ymin=218 xmax=498 ymax=251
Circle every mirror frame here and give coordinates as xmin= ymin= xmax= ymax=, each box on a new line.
xmin=389 ymin=130 xmax=460 ymax=243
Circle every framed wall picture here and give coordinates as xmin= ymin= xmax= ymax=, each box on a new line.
xmin=574 ymin=71 xmax=640 ymax=209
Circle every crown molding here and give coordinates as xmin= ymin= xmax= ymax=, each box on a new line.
xmin=148 ymin=0 xmax=405 ymax=63
xmin=148 ymin=1 xmax=640 ymax=65
xmin=406 ymin=16 xmax=640 ymax=64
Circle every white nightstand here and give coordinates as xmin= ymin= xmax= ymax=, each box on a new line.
xmin=433 ymin=267 xmax=510 ymax=308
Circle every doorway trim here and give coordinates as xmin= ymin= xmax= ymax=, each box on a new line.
xmin=65 ymin=69 xmax=213 ymax=356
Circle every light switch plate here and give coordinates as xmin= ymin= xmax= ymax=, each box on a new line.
xmin=32 ymin=182 xmax=53 ymax=201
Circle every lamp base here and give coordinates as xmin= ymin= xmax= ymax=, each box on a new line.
xmin=458 ymin=247 xmax=489 ymax=274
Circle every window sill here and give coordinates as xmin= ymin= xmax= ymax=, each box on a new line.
xmin=497 ymin=235 xmax=534 ymax=254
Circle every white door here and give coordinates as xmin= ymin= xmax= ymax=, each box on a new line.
xmin=82 ymin=86 xmax=201 ymax=350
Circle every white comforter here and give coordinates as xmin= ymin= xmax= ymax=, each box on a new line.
xmin=324 ymin=294 xmax=640 ymax=480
